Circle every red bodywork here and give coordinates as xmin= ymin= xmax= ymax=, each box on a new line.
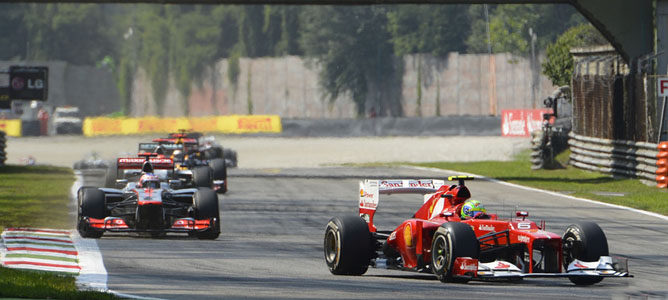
xmin=360 ymin=178 xmax=562 ymax=276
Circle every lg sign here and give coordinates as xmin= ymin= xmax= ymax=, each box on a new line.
xmin=659 ymin=77 xmax=668 ymax=97
xmin=8 ymin=66 xmax=48 ymax=101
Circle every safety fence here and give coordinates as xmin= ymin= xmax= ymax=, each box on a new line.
xmin=568 ymin=132 xmax=660 ymax=185
xmin=82 ymin=115 xmax=281 ymax=136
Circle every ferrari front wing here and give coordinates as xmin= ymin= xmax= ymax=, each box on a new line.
xmin=452 ymin=256 xmax=631 ymax=280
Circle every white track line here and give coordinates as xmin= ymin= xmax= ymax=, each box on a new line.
xmin=73 ymin=233 xmax=107 ymax=292
xmin=406 ymin=165 xmax=668 ymax=221
xmin=71 ymin=171 xmax=109 ymax=292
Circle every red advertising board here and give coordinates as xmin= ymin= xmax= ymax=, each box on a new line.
xmin=501 ymin=109 xmax=551 ymax=137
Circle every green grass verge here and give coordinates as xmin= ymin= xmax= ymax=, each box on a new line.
xmin=0 ymin=267 xmax=117 ymax=299
xmin=409 ymin=150 xmax=668 ymax=216
xmin=0 ymin=165 xmax=118 ymax=299
xmin=0 ymin=165 xmax=74 ymax=232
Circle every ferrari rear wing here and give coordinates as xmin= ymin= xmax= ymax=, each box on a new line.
xmin=359 ymin=179 xmax=446 ymax=232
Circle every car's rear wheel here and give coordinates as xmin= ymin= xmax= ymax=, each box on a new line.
xmin=209 ymin=158 xmax=227 ymax=194
xmin=223 ymin=149 xmax=238 ymax=168
xmin=431 ymin=222 xmax=479 ymax=283
xmin=77 ymin=187 xmax=106 ymax=238
xmin=562 ymin=222 xmax=609 ymax=285
xmin=192 ymin=166 xmax=213 ymax=188
xmin=193 ymin=187 xmax=220 ymax=240
xmin=323 ymin=215 xmax=373 ymax=275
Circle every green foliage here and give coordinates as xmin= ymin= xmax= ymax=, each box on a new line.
xmin=228 ymin=52 xmax=241 ymax=88
xmin=387 ymin=5 xmax=470 ymax=56
xmin=542 ymin=23 xmax=608 ymax=86
xmin=300 ymin=6 xmax=400 ymax=117
xmin=116 ymin=58 xmax=133 ymax=115
xmin=466 ymin=4 xmax=585 ymax=56
xmin=22 ymin=4 xmax=112 ymax=65
xmin=0 ymin=3 xmax=592 ymax=117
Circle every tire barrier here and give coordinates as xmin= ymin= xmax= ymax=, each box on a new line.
xmin=657 ymin=142 xmax=668 ymax=189
xmin=82 ymin=115 xmax=282 ymax=136
xmin=530 ymin=129 xmax=570 ymax=170
xmin=568 ymin=132 xmax=659 ymax=184
xmin=0 ymin=130 xmax=6 ymax=166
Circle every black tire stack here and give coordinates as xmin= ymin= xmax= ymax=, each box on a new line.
xmin=530 ymin=130 xmax=551 ymax=170
xmin=0 ymin=130 xmax=6 ymax=166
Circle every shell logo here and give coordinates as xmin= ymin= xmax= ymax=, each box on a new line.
xmin=403 ymin=223 xmax=413 ymax=247
xmin=360 ymin=189 xmax=364 ymax=197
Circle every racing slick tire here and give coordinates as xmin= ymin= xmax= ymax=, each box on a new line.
xmin=431 ymin=222 xmax=480 ymax=283
xmin=223 ymin=149 xmax=238 ymax=168
xmin=323 ymin=215 xmax=373 ymax=276
xmin=562 ymin=222 xmax=609 ymax=285
xmin=193 ymin=187 xmax=220 ymax=240
xmin=192 ymin=166 xmax=213 ymax=188
xmin=209 ymin=158 xmax=227 ymax=194
xmin=77 ymin=187 xmax=106 ymax=239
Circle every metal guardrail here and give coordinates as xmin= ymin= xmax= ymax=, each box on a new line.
xmin=568 ymin=132 xmax=659 ymax=182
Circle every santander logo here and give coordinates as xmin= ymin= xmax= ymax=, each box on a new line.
xmin=574 ymin=262 xmax=588 ymax=269
xmin=460 ymin=262 xmax=478 ymax=271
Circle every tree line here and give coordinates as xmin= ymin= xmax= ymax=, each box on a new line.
xmin=0 ymin=3 xmax=601 ymax=117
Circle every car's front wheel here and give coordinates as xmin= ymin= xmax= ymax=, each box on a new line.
xmin=562 ymin=221 xmax=609 ymax=285
xmin=77 ymin=187 xmax=106 ymax=238
xmin=193 ymin=187 xmax=220 ymax=240
xmin=431 ymin=222 xmax=479 ymax=283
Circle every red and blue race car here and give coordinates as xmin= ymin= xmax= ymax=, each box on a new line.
xmin=324 ymin=176 xmax=631 ymax=285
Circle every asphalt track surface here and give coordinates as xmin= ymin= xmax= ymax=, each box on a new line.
xmin=80 ymin=167 xmax=668 ymax=300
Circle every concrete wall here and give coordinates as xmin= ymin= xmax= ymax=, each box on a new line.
xmin=132 ymin=53 xmax=556 ymax=118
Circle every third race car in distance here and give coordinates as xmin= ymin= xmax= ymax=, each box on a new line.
xmin=324 ymin=176 xmax=631 ymax=285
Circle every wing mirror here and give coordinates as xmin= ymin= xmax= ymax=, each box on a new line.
xmin=115 ymin=179 xmax=128 ymax=188
xmin=516 ymin=211 xmax=529 ymax=220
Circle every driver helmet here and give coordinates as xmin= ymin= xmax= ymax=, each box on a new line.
xmin=138 ymin=173 xmax=160 ymax=189
xmin=460 ymin=199 xmax=487 ymax=219
xmin=172 ymin=150 xmax=184 ymax=161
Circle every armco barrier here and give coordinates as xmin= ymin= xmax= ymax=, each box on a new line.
xmin=658 ymin=142 xmax=668 ymax=188
xmin=83 ymin=115 xmax=282 ymax=136
xmin=568 ymin=132 xmax=659 ymax=183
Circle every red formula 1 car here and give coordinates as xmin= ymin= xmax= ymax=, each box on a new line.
xmin=77 ymin=153 xmax=220 ymax=239
xmin=324 ymin=176 xmax=631 ymax=285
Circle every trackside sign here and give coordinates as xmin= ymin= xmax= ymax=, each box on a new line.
xmin=658 ymin=77 xmax=668 ymax=97
xmin=501 ymin=109 xmax=551 ymax=137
